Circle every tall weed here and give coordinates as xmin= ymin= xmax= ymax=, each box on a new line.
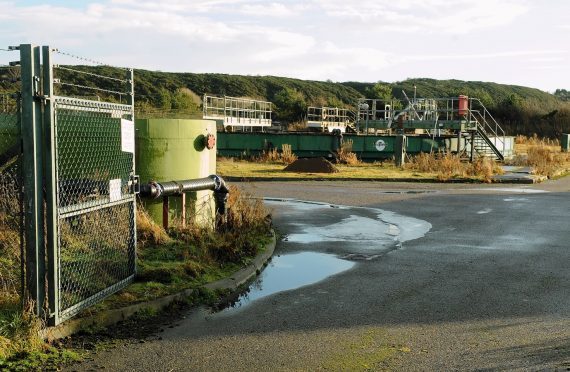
xmin=258 ymin=144 xmax=297 ymax=165
xmin=407 ymin=151 xmax=502 ymax=182
xmin=337 ymin=139 xmax=359 ymax=166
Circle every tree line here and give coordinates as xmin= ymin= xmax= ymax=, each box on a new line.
xmin=1 ymin=65 xmax=568 ymax=138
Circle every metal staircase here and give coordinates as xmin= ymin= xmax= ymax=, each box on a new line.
xmin=467 ymin=99 xmax=506 ymax=161
xmin=346 ymin=110 xmax=358 ymax=133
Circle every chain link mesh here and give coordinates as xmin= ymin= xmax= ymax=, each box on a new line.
xmin=54 ymin=97 xmax=135 ymax=320
xmin=0 ymin=92 xmax=23 ymax=307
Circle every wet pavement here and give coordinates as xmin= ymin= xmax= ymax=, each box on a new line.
xmin=493 ymin=165 xmax=546 ymax=183
xmin=222 ymin=251 xmax=355 ymax=314
xmin=72 ymin=177 xmax=570 ymax=371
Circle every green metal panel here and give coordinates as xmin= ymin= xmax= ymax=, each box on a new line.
xmin=561 ymin=134 xmax=570 ymax=152
xmin=135 ymin=119 xmax=217 ymax=226
xmin=217 ymin=132 xmax=450 ymax=160
xmin=217 ymin=132 xmax=336 ymax=158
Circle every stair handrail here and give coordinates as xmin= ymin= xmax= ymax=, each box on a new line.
xmin=469 ymin=98 xmax=506 ymax=155
xmin=470 ymin=110 xmax=505 ymax=159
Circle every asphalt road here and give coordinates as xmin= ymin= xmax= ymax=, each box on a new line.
xmin=74 ymin=178 xmax=570 ymax=371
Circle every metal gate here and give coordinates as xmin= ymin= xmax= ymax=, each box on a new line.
xmin=49 ymin=100 xmax=136 ymax=324
xmin=43 ymin=47 xmax=137 ymax=324
xmin=7 ymin=45 xmax=138 ymax=325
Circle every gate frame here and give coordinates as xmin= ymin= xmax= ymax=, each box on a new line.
xmin=18 ymin=44 xmax=137 ymax=325
xmin=20 ymin=44 xmax=46 ymax=316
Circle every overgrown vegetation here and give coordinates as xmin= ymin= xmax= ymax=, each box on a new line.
xmin=105 ymin=186 xmax=271 ymax=309
xmin=405 ymin=152 xmax=503 ymax=182
xmin=337 ymin=139 xmax=359 ymax=165
xmin=4 ymin=66 xmax=569 ymax=138
xmin=258 ymin=143 xmax=297 ymax=164
xmin=0 ymin=186 xmax=272 ymax=369
xmin=509 ymin=135 xmax=570 ymax=177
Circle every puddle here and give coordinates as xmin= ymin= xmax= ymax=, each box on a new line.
xmin=266 ymin=199 xmax=431 ymax=250
xmin=503 ymin=197 xmax=529 ymax=202
xmin=286 ymin=214 xmax=397 ymax=245
xmin=378 ymin=190 xmax=438 ymax=195
xmin=477 ymin=208 xmax=493 ymax=214
xmin=221 ymin=252 xmax=354 ymax=313
xmin=265 ymin=199 xmax=431 ymax=250
xmin=465 ymin=187 xmax=547 ymax=194
xmin=216 ymin=199 xmax=431 ymax=314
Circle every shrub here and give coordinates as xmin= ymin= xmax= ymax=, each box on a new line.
xmin=337 ymin=139 xmax=359 ymax=165
xmin=258 ymin=144 xmax=297 ymax=165
xmin=407 ymin=151 xmax=503 ymax=181
xmin=281 ymin=144 xmax=297 ymax=164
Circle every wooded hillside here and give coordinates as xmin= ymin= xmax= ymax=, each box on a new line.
xmin=1 ymin=65 xmax=568 ymax=137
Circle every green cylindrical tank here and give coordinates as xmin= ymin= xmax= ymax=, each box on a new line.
xmin=135 ymin=119 xmax=217 ymax=227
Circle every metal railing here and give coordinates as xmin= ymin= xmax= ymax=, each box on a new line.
xmin=203 ymin=95 xmax=272 ymax=129
xmin=306 ymin=106 xmax=352 ymax=132
xmin=468 ymin=98 xmax=506 ymax=159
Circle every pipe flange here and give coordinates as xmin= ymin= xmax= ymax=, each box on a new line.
xmin=205 ymin=133 xmax=216 ymax=150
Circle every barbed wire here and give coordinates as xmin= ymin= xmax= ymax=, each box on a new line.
xmin=54 ymin=81 xmax=128 ymax=96
xmin=54 ymin=49 xmax=130 ymax=71
xmin=54 ymin=65 xmax=128 ymax=83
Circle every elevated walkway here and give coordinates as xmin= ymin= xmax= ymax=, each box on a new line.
xmin=203 ymin=95 xmax=272 ymax=130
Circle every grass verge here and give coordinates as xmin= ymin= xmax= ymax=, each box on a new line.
xmin=0 ymin=185 xmax=272 ymax=370
xmin=218 ymin=154 xmax=504 ymax=182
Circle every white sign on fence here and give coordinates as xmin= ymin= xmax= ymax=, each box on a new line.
xmin=109 ymin=179 xmax=122 ymax=202
xmin=121 ymin=119 xmax=134 ymax=153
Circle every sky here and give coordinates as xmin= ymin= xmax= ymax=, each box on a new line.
xmin=0 ymin=0 xmax=569 ymax=92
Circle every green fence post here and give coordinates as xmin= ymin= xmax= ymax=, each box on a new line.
xmin=42 ymin=46 xmax=59 ymax=325
xmin=126 ymin=68 xmax=137 ymax=276
xmin=20 ymin=44 xmax=45 ymax=316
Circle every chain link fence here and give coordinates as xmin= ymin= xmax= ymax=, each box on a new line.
xmin=41 ymin=49 xmax=136 ymax=323
xmin=53 ymin=98 xmax=136 ymax=321
xmin=0 ymin=46 xmax=138 ymax=324
xmin=0 ymin=60 xmax=23 ymax=309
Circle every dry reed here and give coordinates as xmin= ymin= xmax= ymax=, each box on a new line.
xmin=406 ymin=151 xmax=503 ymax=182
xmin=511 ymin=135 xmax=570 ymax=177
xmin=258 ymin=144 xmax=297 ymax=165
xmin=136 ymin=203 xmax=172 ymax=247
xmin=337 ymin=139 xmax=359 ymax=165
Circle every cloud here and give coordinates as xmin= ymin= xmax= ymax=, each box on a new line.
xmin=239 ymin=3 xmax=296 ymax=17
xmin=0 ymin=0 xmax=567 ymax=91
xmin=403 ymin=50 xmax=567 ymax=62
xmin=312 ymin=0 xmax=529 ymax=33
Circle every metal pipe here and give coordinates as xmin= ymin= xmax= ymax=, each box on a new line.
xmin=140 ymin=175 xmax=230 ymax=216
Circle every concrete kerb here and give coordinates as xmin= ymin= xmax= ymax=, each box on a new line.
xmin=41 ymin=232 xmax=277 ymax=342
xmin=225 ymin=176 xmax=547 ymax=184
